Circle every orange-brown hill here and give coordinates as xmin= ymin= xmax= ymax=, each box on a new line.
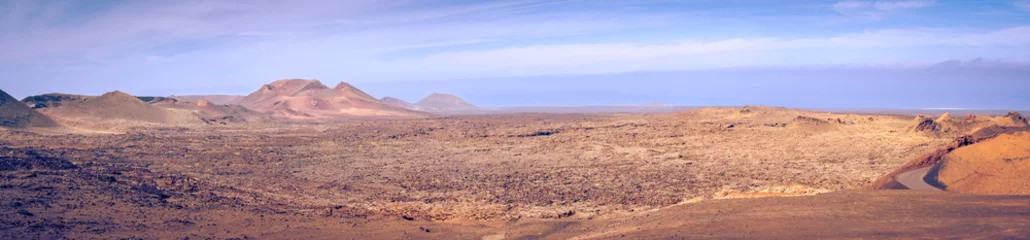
xmin=927 ymin=131 xmax=1030 ymax=194
xmin=868 ymin=125 xmax=1030 ymax=190
xmin=414 ymin=93 xmax=478 ymax=113
xmin=0 ymin=89 xmax=59 ymax=128
xmin=36 ymin=91 xmax=204 ymax=125
xmin=239 ymin=79 xmax=426 ymax=119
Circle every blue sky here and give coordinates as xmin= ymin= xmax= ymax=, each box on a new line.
xmin=1 ymin=0 xmax=1028 ymax=109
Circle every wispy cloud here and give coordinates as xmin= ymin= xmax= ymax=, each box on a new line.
xmin=1016 ymin=1 xmax=1030 ymax=11
xmin=375 ymin=26 xmax=1030 ymax=79
xmin=832 ymin=0 xmax=937 ymax=19
xmin=0 ymin=0 xmax=653 ymax=63
xmin=1 ymin=0 xmax=1029 ymax=99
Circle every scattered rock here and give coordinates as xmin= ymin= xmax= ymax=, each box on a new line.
xmin=910 ymin=116 xmax=939 ymax=132
xmin=15 ymin=209 xmax=33 ymax=217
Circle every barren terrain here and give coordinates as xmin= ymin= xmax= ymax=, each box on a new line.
xmin=3 ymin=104 xmax=1029 ymax=238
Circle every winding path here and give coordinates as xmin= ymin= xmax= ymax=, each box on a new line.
xmin=896 ymin=167 xmax=942 ymax=191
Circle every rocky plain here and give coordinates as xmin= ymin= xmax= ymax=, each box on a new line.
xmin=2 ymin=80 xmax=1029 ymax=239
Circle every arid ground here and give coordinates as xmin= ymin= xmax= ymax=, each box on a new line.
xmin=3 ymin=81 xmax=1030 ymax=239
xmin=5 ymin=103 xmax=1030 ymax=239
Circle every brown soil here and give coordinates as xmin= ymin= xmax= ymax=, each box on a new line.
xmin=0 ymin=89 xmax=59 ymax=128
xmin=787 ymin=115 xmax=841 ymax=132
xmin=929 ymin=131 xmax=1030 ymax=194
xmin=3 ymin=107 xmax=949 ymax=220
xmin=545 ymin=190 xmax=1030 ymax=239
xmin=3 ymin=170 xmax=1027 ymax=240
xmin=4 ymin=107 xmax=1028 ymax=238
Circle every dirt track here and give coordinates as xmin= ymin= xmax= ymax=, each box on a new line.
xmin=896 ymin=167 xmax=942 ymax=191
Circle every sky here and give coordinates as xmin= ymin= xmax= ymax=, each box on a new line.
xmin=0 ymin=0 xmax=1028 ymax=109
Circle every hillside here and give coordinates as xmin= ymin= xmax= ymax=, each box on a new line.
xmin=380 ymin=97 xmax=420 ymax=110
xmin=150 ymin=98 xmax=266 ymax=125
xmin=21 ymin=93 xmax=92 ymax=109
xmin=908 ymin=111 xmax=1028 ymax=137
xmin=0 ymin=89 xmax=59 ymax=128
xmin=35 ymin=91 xmax=204 ymax=127
xmin=928 ymin=131 xmax=1030 ymax=194
xmin=239 ymin=79 xmax=426 ymax=119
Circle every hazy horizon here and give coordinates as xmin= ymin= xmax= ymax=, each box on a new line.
xmin=2 ymin=0 xmax=1029 ymax=109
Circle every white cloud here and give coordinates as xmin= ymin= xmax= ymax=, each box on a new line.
xmin=0 ymin=0 xmax=650 ymax=63
xmin=1015 ymin=1 xmax=1030 ymax=11
xmin=872 ymin=0 xmax=937 ymax=10
xmin=373 ymin=26 xmax=1030 ymax=79
xmin=832 ymin=0 xmax=937 ymax=19
xmin=2 ymin=0 xmax=1028 ymax=88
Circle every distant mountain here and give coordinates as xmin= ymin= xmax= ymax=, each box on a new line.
xmin=0 ymin=89 xmax=59 ymax=128
xmin=380 ymin=97 xmax=418 ymax=110
xmin=639 ymin=102 xmax=674 ymax=107
xmin=169 ymin=95 xmax=245 ymax=105
xmin=414 ymin=93 xmax=478 ymax=113
xmin=238 ymin=79 xmax=427 ymax=119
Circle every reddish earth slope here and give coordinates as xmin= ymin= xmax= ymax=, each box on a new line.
xmin=928 ymin=131 xmax=1030 ymax=194
xmin=868 ymin=125 xmax=1030 ymax=190
xmin=239 ymin=79 xmax=426 ymax=119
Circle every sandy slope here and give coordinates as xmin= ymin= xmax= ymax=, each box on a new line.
xmin=931 ymin=131 xmax=1030 ymax=194
xmin=35 ymin=91 xmax=206 ymax=129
